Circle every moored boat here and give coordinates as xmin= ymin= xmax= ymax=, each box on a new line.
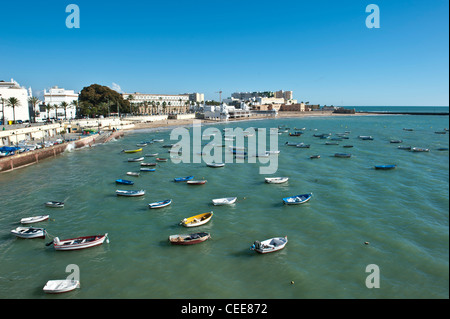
xmin=20 ymin=215 xmax=50 ymax=224
xmin=187 ymin=180 xmax=207 ymax=185
xmin=180 ymin=212 xmax=213 ymax=227
xmin=145 ymin=153 xmax=159 ymax=157
xmin=169 ymin=232 xmax=210 ymax=245
xmin=411 ymin=147 xmax=430 ymax=152
xmin=148 ymin=199 xmax=172 ymax=209
xmin=265 ymin=177 xmax=289 ymax=184
xmin=128 ymin=157 xmax=144 ymax=162
xmin=390 ymin=139 xmax=403 ymax=143
xmin=140 ymin=168 xmax=156 ymax=172
xmin=126 ymin=172 xmax=140 ymax=177
xmin=174 ymin=176 xmax=194 ymax=182
xmin=116 ymin=189 xmax=145 ymax=197
xmin=115 ymin=179 xmax=134 ymax=185
xmin=206 ymin=163 xmax=225 ymax=168
xmin=43 ymin=280 xmax=80 ymax=294
xmin=310 ymin=155 xmax=320 ymax=159
xmin=123 ymin=148 xmax=143 ymax=153
xmin=375 ymin=164 xmax=397 ymax=170
xmin=250 ymin=236 xmax=288 ymax=254
xmin=45 ymin=201 xmax=64 ymax=208
xmin=141 ymin=162 xmax=157 ymax=166
xmin=334 ymin=153 xmax=351 ymax=158
xmin=156 ymin=157 xmax=168 ymax=162
xmin=11 ymin=227 xmax=46 ymax=239
xmin=52 ymin=233 xmax=109 ymax=251
xmin=211 ymin=197 xmax=237 ymax=206
xmin=282 ymin=193 xmax=312 ymax=205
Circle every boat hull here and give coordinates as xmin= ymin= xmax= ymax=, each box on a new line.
xmin=53 ymin=234 xmax=108 ymax=251
xmin=180 ymin=212 xmax=213 ymax=227
xmin=169 ymin=232 xmax=210 ymax=245
xmin=43 ymin=280 xmax=80 ymax=294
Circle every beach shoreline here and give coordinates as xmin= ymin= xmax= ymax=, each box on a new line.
xmin=126 ymin=111 xmax=358 ymax=133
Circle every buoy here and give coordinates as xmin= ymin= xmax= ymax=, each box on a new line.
xmin=364 ymin=241 xmax=370 ymax=245
xmin=291 ymin=281 xmax=294 ymax=285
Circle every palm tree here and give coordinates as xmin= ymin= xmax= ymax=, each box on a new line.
xmin=45 ymin=103 xmax=53 ymax=121
xmin=60 ymin=101 xmax=69 ymax=120
xmin=6 ymin=97 xmax=20 ymax=123
xmin=70 ymin=100 xmax=79 ymax=119
xmin=28 ymin=96 xmax=40 ymax=122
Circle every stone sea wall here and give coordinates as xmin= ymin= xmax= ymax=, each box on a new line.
xmin=0 ymin=130 xmax=124 ymax=173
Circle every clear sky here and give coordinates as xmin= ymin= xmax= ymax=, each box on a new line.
xmin=0 ymin=0 xmax=448 ymax=106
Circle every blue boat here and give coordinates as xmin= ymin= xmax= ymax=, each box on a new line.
xmin=374 ymin=164 xmax=396 ymax=170
xmin=174 ymin=176 xmax=194 ymax=182
xmin=282 ymin=193 xmax=313 ymax=205
xmin=140 ymin=168 xmax=156 ymax=172
xmin=148 ymin=199 xmax=172 ymax=209
xmin=115 ymin=179 xmax=134 ymax=185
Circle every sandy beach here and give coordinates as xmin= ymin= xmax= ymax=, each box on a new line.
xmin=127 ymin=111 xmax=354 ymax=132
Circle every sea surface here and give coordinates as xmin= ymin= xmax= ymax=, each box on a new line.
xmin=0 ymin=109 xmax=448 ymax=299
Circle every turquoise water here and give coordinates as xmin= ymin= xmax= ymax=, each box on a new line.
xmin=0 ymin=113 xmax=448 ymax=299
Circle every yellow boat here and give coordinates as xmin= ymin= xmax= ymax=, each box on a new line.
xmin=123 ymin=148 xmax=143 ymax=153
xmin=180 ymin=212 xmax=213 ymax=227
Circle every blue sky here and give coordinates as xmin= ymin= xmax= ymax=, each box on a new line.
xmin=0 ymin=0 xmax=448 ymax=106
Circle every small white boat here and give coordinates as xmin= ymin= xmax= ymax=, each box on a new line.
xmin=43 ymin=280 xmax=80 ymax=294
xmin=212 ymin=197 xmax=237 ymax=206
xmin=45 ymin=201 xmax=64 ymax=208
xmin=148 ymin=199 xmax=172 ymax=209
xmin=20 ymin=215 xmax=50 ymax=224
xmin=411 ymin=147 xmax=430 ymax=152
xmin=52 ymin=234 xmax=109 ymax=251
xmin=206 ymin=163 xmax=225 ymax=168
xmin=116 ymin=189 xmax=146 ymax=197
xmin=265 ymin=177 xmax=289 ymax=184
xmin=126 ymin=172 xmax=140 ymax=177
xmin=152 ymin=139 xmax=164 ymax=143
xmin=128 ymin=157 xmax=144 ymax=162
xmin=250 ymin=236 xmax=288 ymax=254
xmin=11 ymin=227 xmax=46 ymax=239
xmin=145 ymin=153 xmax=159 ymax=157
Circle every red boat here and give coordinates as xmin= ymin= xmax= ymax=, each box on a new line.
xmin=169 ymin=232 xmax=210 ymax=245
xmin=51 ymin=233 xmax=109 ymax=251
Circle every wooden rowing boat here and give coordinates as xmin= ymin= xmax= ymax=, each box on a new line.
xmin=148 ymin=199 xmax=172 ymax=209
xmin=180 ymin=212 xmax=213 ymax=227
xmin=250 ymin=236 xmax=288 ymax=254
xmin=282 ymin=193 xmax=313 ymax=205
xmin=169 ymin=232 xmax=210 ymax=245
xmin=211 ymin=197 xmax=237 ymax=205
xmin=20 ymin=215 xmax=49 ymax=224
xmin=123 ymin=148 xmax=143 ymax=153
xmin=265 ymin=177 xmax=289 ymax=184
xmin=11 ymin=227 xmax=46 ymax=239
xmin=43 ymin=280 xmax=80 ymax=294
xmin=52 ymin=233 xmax=109 ymax=251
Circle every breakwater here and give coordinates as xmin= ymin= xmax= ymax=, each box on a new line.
xmin=0 ymin=130 xmax=124 ymax=173
xmin=357 ymin=111 xmax=449 ymax=116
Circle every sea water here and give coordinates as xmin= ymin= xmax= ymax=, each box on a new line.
xmin=0 ymin=111 xmax=448 ymax=299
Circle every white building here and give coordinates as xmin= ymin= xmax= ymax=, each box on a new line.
xmin=41 ymin=86 xmax=79 ymax=120
xmin=0 ymin=79 xmax=31 ymax=123
xmin=122 ymin=93 xmax=191 ymax=114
